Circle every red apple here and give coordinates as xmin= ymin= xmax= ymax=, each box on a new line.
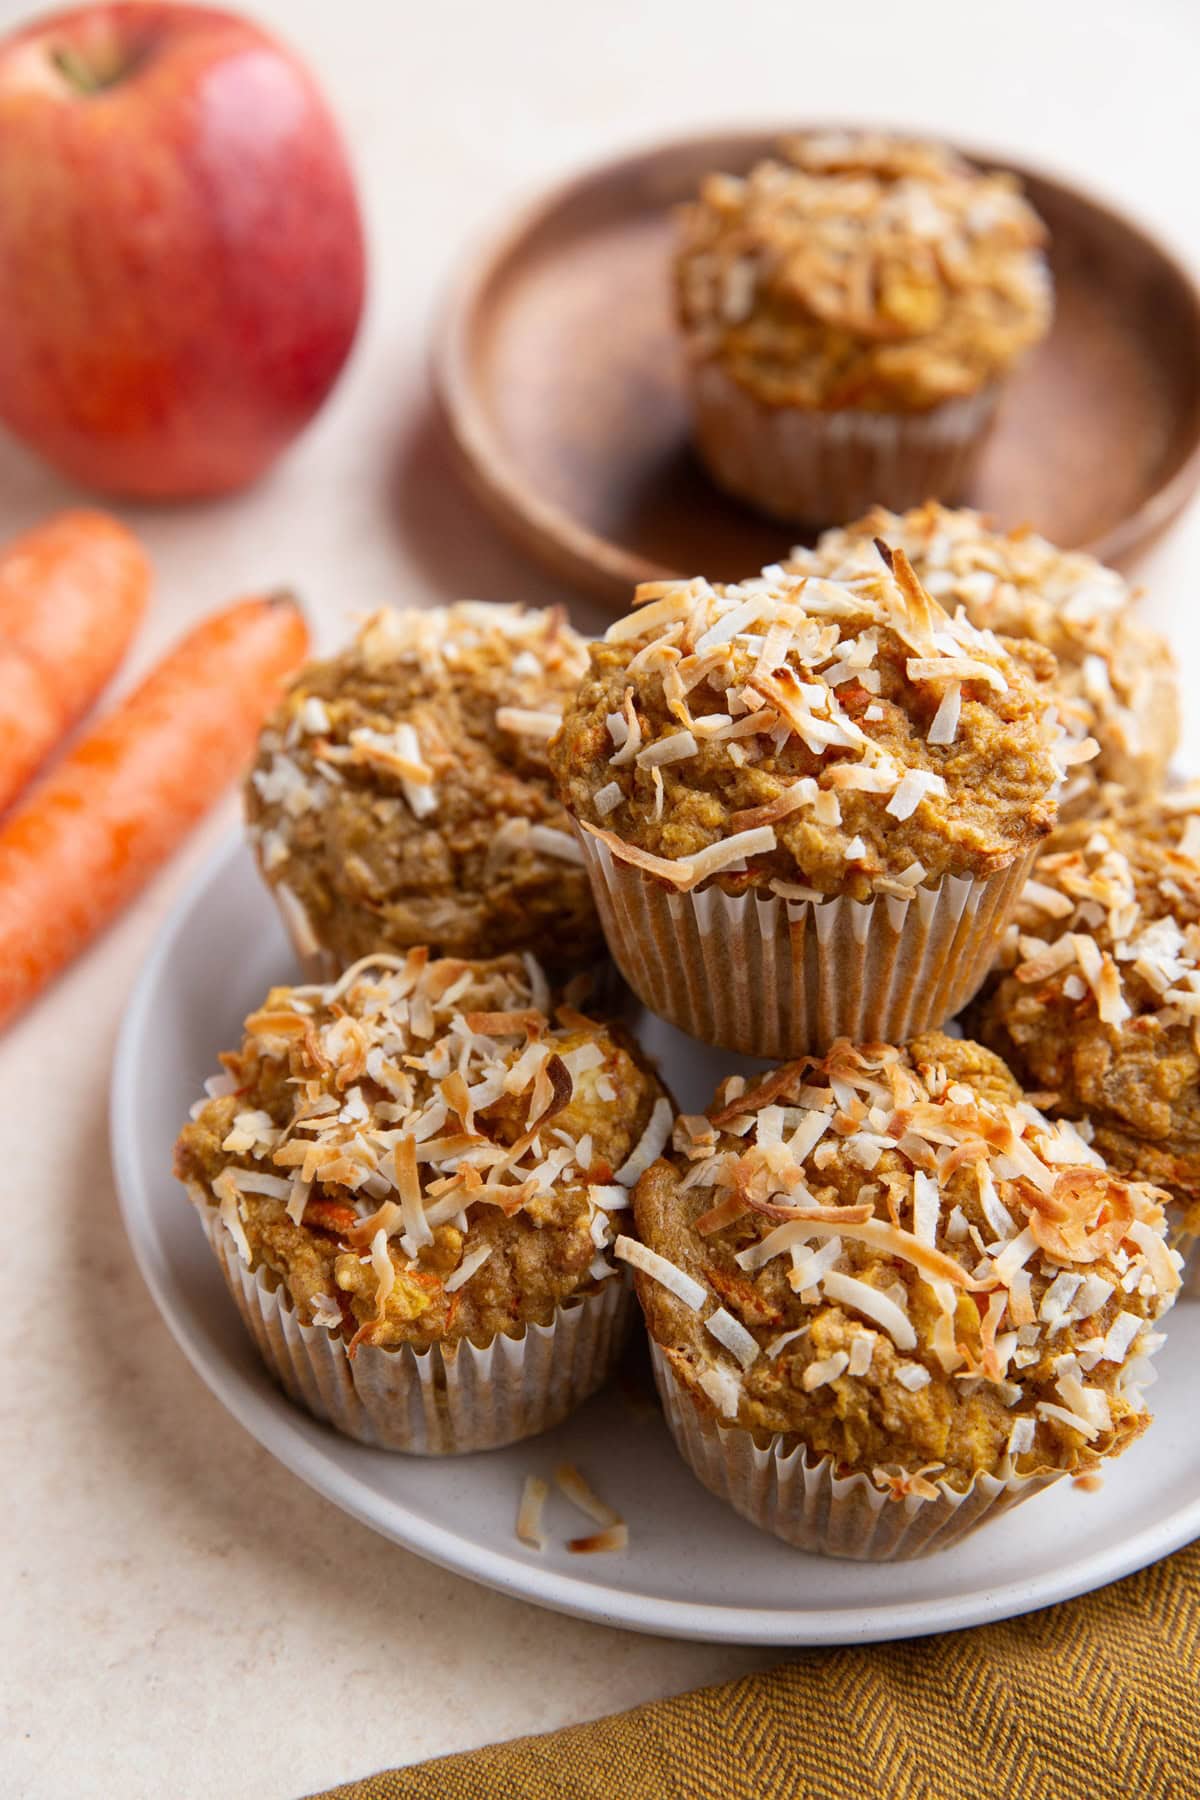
xmin=0 ymin=3 xmax=366 ymax=497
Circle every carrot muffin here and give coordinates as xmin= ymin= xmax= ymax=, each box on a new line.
xmin=788 ymin=503 xmax=1179 ymax=818
xmin=969 ymin=792 xmax=1200 ymax=1242
xmin=625 ymin=1033 xmax=1179 ymax=1558
xmin=550 ymin=552 xmax=1070 ymax=1057
xmin=246 ymin=602 xmax=603 ymax=977
xmin=174 ymin=949 xmax=672 ymax=1452
xmin=675 ymin=132 xmax=1051 ymax=524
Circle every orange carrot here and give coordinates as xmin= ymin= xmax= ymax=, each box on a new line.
xmin=0 ymin=510 xmax=151 ymax=813
xmin=0 ymin=591 xmax=308 ymax=1031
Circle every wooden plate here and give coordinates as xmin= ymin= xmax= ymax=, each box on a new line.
xmin=433 ymin=129 xmax=1200 ymax=605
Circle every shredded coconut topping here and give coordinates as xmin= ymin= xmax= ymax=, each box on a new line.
xmin=183 ymin=952 xmax=658 ymax=1351
xmin=676 ymin=133 xmax=1051 ymax=411
xmin=248 ymin=601 xmax=594 ymax=921
xmin=568 ymin=552 xmax=1059 ymax=898
xmin=790 ymin=504 xmax=1177 ymax=818
xmin=999 ymin=803 xmax=1200 ymax=1061
xmin=646 ymin=1036 xmax=1178 ymax=1483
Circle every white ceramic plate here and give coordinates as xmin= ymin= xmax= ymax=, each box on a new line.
xmin=113 ymin=835 xmax=1200 ymax=1646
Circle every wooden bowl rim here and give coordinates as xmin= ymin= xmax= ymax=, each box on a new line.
xmin=432 ymin=123 xmax=1200 ymax=602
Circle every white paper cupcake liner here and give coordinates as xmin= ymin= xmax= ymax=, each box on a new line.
xmin=576 ymin=830 xmax=1038 ymax=1059
xmin=686 ymin=360 xmax=999 ymax=528
xmin=201 ymin=1211 xmax=634 ymax=1454
xmin=650 ymin=1342 xmax=1062 ymax=1560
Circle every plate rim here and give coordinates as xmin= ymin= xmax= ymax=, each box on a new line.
xmin=112 ymin=832 xmax=1200 ymax=1646
xmin=431 ymin=120 xmax=1200 ymax=606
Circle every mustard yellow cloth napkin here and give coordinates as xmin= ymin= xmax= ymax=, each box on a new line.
xmin=314 ymin=1540 xmax=1199 ymax=1799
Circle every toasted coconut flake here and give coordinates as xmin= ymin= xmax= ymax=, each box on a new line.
xmin=614 ymin=1097 xmax=675 ymax=1185
xmin=555 ymin=1462 xmax=622 ymax=1528
xmin=871 ymin=1464 xmax=943 ymax=1502
xmin=1036 ymin=1400 xmax=1099 ymax=1442
xmin=695 ymin=1193 xmax=749 ymax=1236
xmin=827 ymin=760 xmax=902 ymax=794
xmin=1126 ymin=1218 xmax=1181 ymax=1296
xmin=369 ymin=1228 xmax=396 ymax=1313
xmin=348 ymin=723 xmax=438 ymax=817
xmin=1101 ymin=1310 xmax=1144 ymax=1362
xmin=615 ymin=1235 xmax=706 ymax=1309
xmin=1022 ymin=878 xmax=1075 ymax=919
xmin=568 ymin=1524 xmax=629 ymax=1554
xmin=895 ymin=1362 xmax=931 ymax=1392
xmin=886 ymin=768 xmax=948 ymax=821
xmin=594 ymin=780 xmax=624 ymax=817
xmin=803 ymin=1351 xmax=850 ymax=1391
xmin=225 ymin=1168 xmax=292 ymax=1200
xmin=607 ymin=590 xmax=695 ymax=642
xmin=729 ymin=780 xmax=818 ymax=833
xmin=704 ymin=1306 xmax=760 ymax=1370
xmin=443 ymin=1243 xmax=493 ymax=1292
xmin=608 ymin=689 xmax=643 ymax=768
xmin=906 ymin=655 xmax=1007 ymax=693
xmin=580 ymin=821 xmax=695 ymax=886
xmin=738 ymin=1213 xmax=979 ymax=1289
xmin=821 ymin=1269 xmax=917 ymax=1350
xmin=927 ymin=681 xmax=962 ymax=745
xmin=527 ymin=1053 xmax=574 ymax=1131
xmin=516 ymin=1474 xmax=549 ymax=1549
xmin=273 ymin=884 xmax=321 ymax=959
xmin=1015 ymin=936 xmax=1080 ymax=983
xmin=698 ymin=1363 xmax=742 ymax=1416
xmin=392 ymin=1135 xmax=432 ymax=1251
xmin=463 ymin=1009 xmax=545 ymax=1039
xmin=683 ymin=827 xmax=778 ymax=888
xmin=495 ymin=706 xmax=562 ymax=740
xmin=527 ymin=825 xmax=585 ymax=865
xmin=213 ymin=1170 xmax=253 ymax=1265
xmin=636 ymin=730 xmax=699 ymax=769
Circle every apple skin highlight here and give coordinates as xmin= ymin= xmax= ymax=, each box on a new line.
xmin=0 ymin=3 xmax=366 ymax=498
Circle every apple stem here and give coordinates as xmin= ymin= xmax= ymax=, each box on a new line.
xmin=51 ymin=46 xmax=117 ymax=95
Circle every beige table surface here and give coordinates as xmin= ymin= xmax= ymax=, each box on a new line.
xmin=3 ymin=0 xmax=1199 ymax=1795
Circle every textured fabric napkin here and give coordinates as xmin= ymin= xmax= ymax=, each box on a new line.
xmin=313 ymin=1540 xmax=1199 ymax=1799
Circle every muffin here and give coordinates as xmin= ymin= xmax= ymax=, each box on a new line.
xmin=626 ymin=1032 xmax=1179 ymax=1559
xmin=549 ymin=552 xmax=1069 ymax=1057
xmin=674 ymin=132 xmax=1052 ymax=525
xmin=246 ymin=602 xmax=603 ymax=978
xmin=969 ymin=792 xmax=1200 ymax=1245
xmin=174 ymin=949 xmax=671 ymax=1452
xmin=788 ymin=503 xmax=1179 ymax=818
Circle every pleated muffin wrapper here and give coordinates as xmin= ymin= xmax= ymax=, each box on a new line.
xmin=576 ymin=827 xmax=1039 ymax=1059
xmin=650 ymin=1342 xmax=1064 ymax=1561
xmin=200 ymin=1210 xmax=635 ymax=1454
xmin=686 ymin=360 xmax=999 ymax=529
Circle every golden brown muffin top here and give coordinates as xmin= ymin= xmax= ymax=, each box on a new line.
xmin=625 ymin=1033 xmax=1179 ymax=1491
xmin=175 ymin=951 xmax=668 ymax=1353
xmin=788 ymin=504 xmax=1179 ymax=818
xmin=675 ymin=133 xmax=1051 ymax=410
xmin=550 ymin=554 xmax=1067 ymax=901
xmin=245 ymin=602 xmax=602 ymax=970
xmin=971 ymin=795 xmax=1200 ymax=1232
